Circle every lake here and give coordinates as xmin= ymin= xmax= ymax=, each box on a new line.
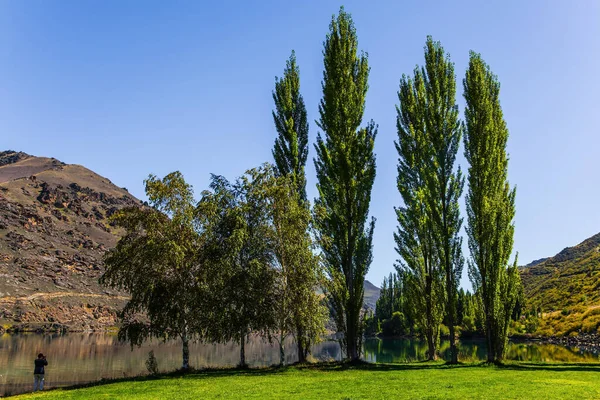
xmin=1 ymin=333 xmax=599 ymax=396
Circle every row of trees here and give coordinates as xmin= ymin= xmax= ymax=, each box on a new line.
xmin=102 ymin=6 xmax=520 ymax=367
xmin=360 ymin=33 xmax=520 ymax=365
xmin=101 ymin=50 xmax=327 ymax=367
xmin=394 ymin=37 xmax=520 ymax=363
xmin=101 ymin=166 xmax=327 ymax=369
xmin=372 ymin=272 xmax=485 ymax=339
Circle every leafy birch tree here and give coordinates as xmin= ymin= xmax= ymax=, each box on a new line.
xmin=267 ymin=171 xmax=327 ymax=365
xmin=101 ymin=172 xmax=204 ymax=370
xmin=198 ymin=168 xmax=278 ymax=368
xmin=314 ymin=7 xmax=377 ymax=361
xmin=463 ymin=51 xmax=521 ymax=363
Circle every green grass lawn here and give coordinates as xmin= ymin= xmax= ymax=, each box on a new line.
xmin=13 ymin=362 xmax=600 ymax=400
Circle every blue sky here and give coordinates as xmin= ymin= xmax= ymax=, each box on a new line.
xmin=2 ymin=1 xmax=599 ymax=289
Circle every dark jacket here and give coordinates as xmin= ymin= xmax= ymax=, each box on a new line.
xmin=34 ymin=358 xmax=48 ymax=375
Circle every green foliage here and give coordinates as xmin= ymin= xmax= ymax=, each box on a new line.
xmin=272 ymin=51 xmax=309 ymax=201
xmin=374 ymin=272 xmax=417 ymax=337
xmin=456 ymin=289 xmax=484 ymax=337
xmin=439 ymin=324 xmax=450 ymax=337
xmin=463 ymin=52 xmax=521 ymax=363
xmin=198 ymin=166 xmax=279 ymax=368
xmin=101 ymin=172 xmax=205 ymax=370
xmin=363 ymin=312 xmax=380 ymax=337
xmin=381 ymin=312 xmax=408 ymax=337
xmin=395 ymin=36 xmax=463 ymax=361
xmin=313 ymin=6 xmax=377 ymax=361
xmin=271 ymin=57 xmax=325 ymax=363
xmin=534 ymin=305 xmax=600 ymax=337
xmin=375 ymin=272 xmax=403 ymax=322
xmin=266 ymin=169 xmax=328 ymax=365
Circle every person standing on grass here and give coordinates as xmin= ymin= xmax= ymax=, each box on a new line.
xmin=33 ymin=353 xmax=48 ymax=391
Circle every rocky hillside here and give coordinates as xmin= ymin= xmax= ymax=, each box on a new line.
xmin=520 ymin=232 xmax=600 ymax=311
xmin=0 ymin=151 xmax=141 ymax=332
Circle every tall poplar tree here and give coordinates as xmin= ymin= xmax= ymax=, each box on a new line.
xmin=395 ymin=51 xmax=442 ymax=361
xmin=422 ymin=37 xmax=464 ymax=363
xmin=314 ymin=7 xmax=377 ymax=361
xmin=463 ymin=51 xmax=520 ymax=363
xmin=271 ymin=53 xmax=323 ymax=362
xmin=396 ymin=37 xmax=464 ymax=362
xmin=272 ymin=51 xmax=309 ymax=201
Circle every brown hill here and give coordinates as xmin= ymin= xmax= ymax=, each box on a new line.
xmin=0 ymin=151 xmax=140 ymax=332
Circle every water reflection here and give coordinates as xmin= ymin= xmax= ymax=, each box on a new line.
xmin=362 ymin=337 xmax=600 ymax=363
xmin=0 ymin=333 xmax=339 ymax=396
xmin=1 ymin=333 xmax=598 ymax=396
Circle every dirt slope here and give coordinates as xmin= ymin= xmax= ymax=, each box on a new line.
xmin=0 ymin=151 xmax=140 ymax=332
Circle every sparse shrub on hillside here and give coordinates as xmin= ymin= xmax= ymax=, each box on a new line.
xmin=525 ymin=317 xmax=539 ymax=334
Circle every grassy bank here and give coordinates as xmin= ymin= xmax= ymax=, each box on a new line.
xmin=11 ymin=361 xmax=600 ymax=399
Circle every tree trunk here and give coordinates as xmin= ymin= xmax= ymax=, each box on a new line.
xmin=239 ymin=331 xmax=247 ymax=368
xmin=279 ymin=332 xmax=285 ymax=366
xmin=426 ymin=326 xmax=437 ymax=361
xmin=486 ymin=315 xmax=495 ymax=363
xmin=346 ymin=308 xmax=359 ymax=361
xmin=296 ymin=326 xmax=306 ymax=363
xmin=181 ymin=333 xmax=190 ymax=370
xmin=447 ymin=269 xmax=458 ymax=364
xmin=348 ymin=340 xmax=358 ymax=361
xmin=448 ymin=322 xmax=458 ymax=364
xmin=425 ymin=273 xmax=437 ymax=361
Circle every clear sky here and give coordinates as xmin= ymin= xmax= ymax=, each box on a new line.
xmin=2 ymin=1 xmax=599 ymax=289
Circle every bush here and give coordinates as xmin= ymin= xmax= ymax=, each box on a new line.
xmin=381 ymin=312 xmax=407 ymax=337
xmin=146 ymin=350 xmax=159 ymax=375
xmin=525 ymin=317 xmax=539 ymax=334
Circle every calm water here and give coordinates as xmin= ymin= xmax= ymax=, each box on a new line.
xmin=1 ymin=333 xmax=599 ymax=396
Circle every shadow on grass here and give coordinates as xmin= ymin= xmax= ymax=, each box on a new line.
xmin=496 ymin=361 xmax=600 ymax=373
xmin=13 ymin=360 xmax=600 ymax=397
